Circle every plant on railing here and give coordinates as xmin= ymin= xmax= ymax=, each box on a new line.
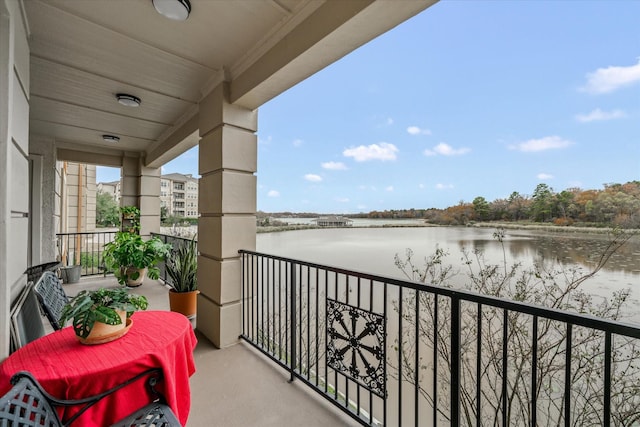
xmin=120 ymin=206 xmax=140 ymax=233
xmin=391 ymin=228 xmax=639 ymax=426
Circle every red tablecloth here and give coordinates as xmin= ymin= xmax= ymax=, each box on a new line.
xmin=0 ymin=310 xmax=197 ymax=426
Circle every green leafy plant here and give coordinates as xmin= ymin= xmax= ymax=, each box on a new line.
xmin=102 ymin=232 xmax=172 ymax=285
xmin=166 ymin=236 xmax=198 ymax=293
xmin=119 ymin=206 xmax=140 ymax=219
xmin=120 ymin=206 xmax=140 ymax=233
xmin=60 ymin=287 xmax=148 ymax=339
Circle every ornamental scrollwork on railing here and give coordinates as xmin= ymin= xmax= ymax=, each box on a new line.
xmin=326 ymin=298 xmax=386 ymax=397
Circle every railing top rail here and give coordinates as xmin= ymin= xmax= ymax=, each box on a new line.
xmin=238 ymin=249 xmax=640 ymax=339
xmin=56 ymin=231 xmax=117 ymax=237
xmin=150 ymin=232 xmax=195 ymax=242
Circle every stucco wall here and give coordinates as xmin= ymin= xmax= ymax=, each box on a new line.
xmin=0 ymin=0 xmax=31 ymax=358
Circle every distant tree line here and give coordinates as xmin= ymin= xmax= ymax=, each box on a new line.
xmin=364 ymin=181 xmax=640 ymax=228
xmin=101 ymin=181 xmax=640 ymax=229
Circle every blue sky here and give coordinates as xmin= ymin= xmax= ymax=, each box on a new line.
xmin=98 ymin=0 xmax=640 ymax=214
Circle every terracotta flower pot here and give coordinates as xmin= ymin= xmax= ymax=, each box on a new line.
xmin=78 ymin=310 xmax=131 ymax=345
xmin=168 ymin=289 xmax=199 ymax=318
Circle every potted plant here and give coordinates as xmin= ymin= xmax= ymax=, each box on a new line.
xmin=59 ymin=287 xmax=148 ymax=344
xmin=166 ymin=236 xmax=199 ymax=318
xmin=102 ymin=232 xmax=172 ymax=287
xmin=120 ymin=206 xmax=140 ymax=233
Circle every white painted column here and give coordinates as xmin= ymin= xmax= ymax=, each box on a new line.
xmin=198 ymin=82 xmax=257 ymax=348
xmin=29 ymin=136 xmax=58 ymax=263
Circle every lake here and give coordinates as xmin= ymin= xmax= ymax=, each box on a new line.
xmin=258 ymin=220 xmax=640 ymax=322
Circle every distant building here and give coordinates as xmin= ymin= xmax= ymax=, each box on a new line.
xmin=160 ymin=173 xmax=199 ymax=218
xmin=97 ymin=172 xmax=199 ymax=219
xmin=97 ymin=180 xmax=120 ymax=203
xmin=311 ymin=216 xmax=353 ymax=227
xmin=58 ymin=162 xmax=96 ymax=234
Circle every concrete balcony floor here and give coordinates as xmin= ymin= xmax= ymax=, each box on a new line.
xmin=63 ymin=276 xmax=357 ymax=427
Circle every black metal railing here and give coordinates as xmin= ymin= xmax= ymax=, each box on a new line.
xmin=151 ymin=233 xmax=196 ymax=286
xmin=239 ymin=250 xmax=640 ymax=427
xmin=55 ymin=231 xmax=117 ymax=276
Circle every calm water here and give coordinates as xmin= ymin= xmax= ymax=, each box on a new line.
xmin=258 ymin=222 xmax=640 ymax=318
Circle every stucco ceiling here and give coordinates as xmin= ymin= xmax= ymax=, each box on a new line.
xmin=23 ymin=0 xmax=436 ymax=166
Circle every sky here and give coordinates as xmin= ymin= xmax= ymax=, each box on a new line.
xmin=98 ymin=0 xmax=640 ymax=214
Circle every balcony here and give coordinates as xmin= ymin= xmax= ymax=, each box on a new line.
xmin=49 ymin=229 xmax=639 ymax=426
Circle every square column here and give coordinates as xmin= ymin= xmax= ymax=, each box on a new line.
xmin=198 ymin=82 xmax=257 ymax=348
xmin=121 ymin=155 xmax=160 ymax=237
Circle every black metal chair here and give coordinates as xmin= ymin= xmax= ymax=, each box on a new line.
xmin=9 ymin=283 xmax=46 ymax=353
xmin=33 ymin=271 xmax=70 ymax=331
xmin=0 ymin=369 xmax=180 ymax=427
xmin=25 ymin=261 xmax=62 ymax=284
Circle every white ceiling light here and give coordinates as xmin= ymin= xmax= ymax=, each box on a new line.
xmin=152 ymin=0 xmax=191 ymax=21
xmin=116 ymin=93 xmax=141 ymax=107
xmin=102 ymin=135 xmax=120 ymax=143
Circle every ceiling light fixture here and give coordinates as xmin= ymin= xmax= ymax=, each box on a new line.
xmin=102 ymin=135 xmax=120 ymax=143
xmin=152 ymin=0 xmax=191 ymax=21
xmin=116 ymin=93 xmax=141 ymax=107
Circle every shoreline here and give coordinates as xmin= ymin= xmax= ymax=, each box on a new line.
xmin=257 ymin=221 xmax=638 ymax=236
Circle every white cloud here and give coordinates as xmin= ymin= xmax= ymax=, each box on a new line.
xmin=386 ymin=117 xmax=394 ymax=125
xmin=435 ymin=183 xmax=454 ymax=190
xmin=321 ymin=161 xmax=347 ymax=170
xmin=581 ymin=59 xmax=640 ymax=94
xmin=537 ymin=173 xmax=554 ymax=180
xmin=385 ymin=186 xmax=394 ymax=192
xmin=357 ymin=204 xmax=367 ymax=210
xmin=259 ymin=136 xmax=272 ymax=145
xmin=418 ymin=183 xmax=425 ymax=189
xmin=267 ymin=190 xmax=280 ymax=197
xmin=424 ymin=142 xmax=470 ymax=156
xmin=293 ymin=139 xmax=303 ymax=147
xmin=343 ymin=142 xmax=398 ymax=162
xmin=335 ymin=197 xmax=350 ymax=203
xmin=304 ymin=174 xmax=322 ymax=182
xmin=509 ymin=136 xmax=573 ymax=152
xmin=575 ymin=108 xmax=627 ymax=123
xmin=407 ymin=126 xmax=432 ymax=136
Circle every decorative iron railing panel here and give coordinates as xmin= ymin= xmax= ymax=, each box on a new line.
xmin=239 ymin=250 xmax=640 ymax=427
xmin=55 ymin=231 xmax=117 ymax=276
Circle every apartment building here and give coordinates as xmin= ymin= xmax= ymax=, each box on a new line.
xmin=160 ymin=173 xmax=199 ymax=219
xmin=96 ymin=173 xmax=198 ymax=219
xmin=96 ymin=181 xmax=120 ymax=203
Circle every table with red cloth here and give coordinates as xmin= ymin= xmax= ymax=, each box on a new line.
xmin=0 ymin=310 xmax=197 ymax=426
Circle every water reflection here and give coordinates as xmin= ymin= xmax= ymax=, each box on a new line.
xmin=257 ymin=225 xmax=640 ymax=311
